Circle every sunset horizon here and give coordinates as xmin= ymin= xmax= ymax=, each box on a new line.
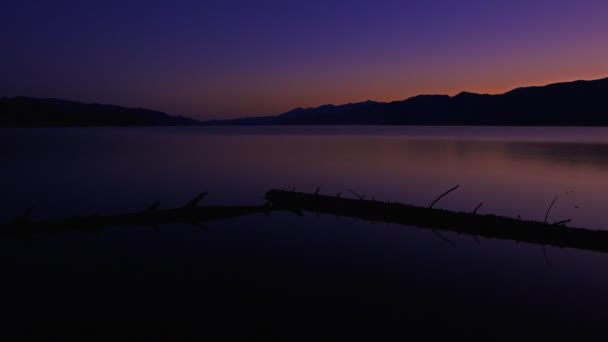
xmin=3 ymin=1 xmax=608 ymax=119
xmin=5 ymin=74 xmax=608 ymax=120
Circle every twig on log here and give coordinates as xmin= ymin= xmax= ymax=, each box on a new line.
xmin=553 ymin=218 xmax=572 ymax=226
xmin=473 ymin=202 xmax=483 ymax=214
xmin=183 ymin=192 xmax=208 ymax=209
xmin=544 ymin=191 xmax=574 ymax=223
xmin=348 ymin=189 xmax=366 ymax=200
xmin=429 ymin=185 xmax=460 ymax=209
xmin=544 ymin=196 xmax=559 ymax=223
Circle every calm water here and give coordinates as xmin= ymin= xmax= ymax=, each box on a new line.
xmin=2 ymin=126 xmax=608 ymax=339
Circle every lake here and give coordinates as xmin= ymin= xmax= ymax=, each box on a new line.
xmin=2 ymin=126 xmax=608 ymax=339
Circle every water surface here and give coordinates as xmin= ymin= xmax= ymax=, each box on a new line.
xmin=2 ymin=126 xmax=608 ymax=339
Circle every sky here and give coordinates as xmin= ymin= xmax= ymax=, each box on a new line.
xmin=1 ymin=0 xmax=608 ymax=119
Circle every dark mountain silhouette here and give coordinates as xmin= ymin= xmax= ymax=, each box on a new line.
xmin=206 ymin=77 xmax=608 ymax=125
xmin=0 ymin=97 xmax=200 ymax=127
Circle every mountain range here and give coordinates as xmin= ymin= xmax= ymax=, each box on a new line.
xmin=0 ymin=97 xmax=199 ymax=127
xmin=2 ymin=77 xmax=608 ymax=127
xmin=206 ymin=77 xmax=608 ymax=126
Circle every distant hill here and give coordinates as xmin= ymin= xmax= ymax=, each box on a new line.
xmin=0 ymin=97 xmax=200 ymax=127
xmin=5 ymin=77 xmax=608 ymax=127
xmin=205 ymin=77 xmax=608 ymax=126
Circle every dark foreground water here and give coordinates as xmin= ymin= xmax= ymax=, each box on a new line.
xmin=2 ymin=126 xmax=608 ymax=340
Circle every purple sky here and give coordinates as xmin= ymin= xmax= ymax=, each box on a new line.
xmin=2 ymin=0 xmax=608 ymax=119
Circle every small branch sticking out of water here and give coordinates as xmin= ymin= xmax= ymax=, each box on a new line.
xmin=183 ymin=192 xmax=207 ymax=209
xmin=544 ymin=196 xmax=559 ymax=224
xmin=429 ymin=185 xmax=460 ymax=209
xmin=348 ymin=189 xmax=366 ymax=200
xmin=544 ymin=191 xmax=573 ymax=223
xmin=473 ymin=202 xmax=483 ymax=214
xmin=553 ymin=218 xmax=572 ymax=226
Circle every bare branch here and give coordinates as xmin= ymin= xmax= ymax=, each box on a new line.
xmin=429 ymin=185 xmax=460 ymax=209
xmin=544 ymin=196 xmax=559 ymax=223
xmin=183 ymin=192 xmax=208 ymax=209
xmin=348 ymin=189 xmax=366 ymax=200
xmin=473 ymin=202 xmax=483 ymax=214
xmin=553 ymin=218 xmax=572 ymax=226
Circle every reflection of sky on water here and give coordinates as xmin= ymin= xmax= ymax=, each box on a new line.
xmin=2 ymin=126 xmax=608 ymax=338
xmin=5 ymin=126 xmax=608 ymax=227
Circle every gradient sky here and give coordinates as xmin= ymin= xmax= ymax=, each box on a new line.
xmin=2 ymin=0 xmax=608 ymax=119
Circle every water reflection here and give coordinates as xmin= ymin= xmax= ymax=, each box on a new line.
xmin=3 ymin=126 xmax=608 ymax=227
xmin=1 ymin=211 xmax=608 ymax=339
xmin=2 ymin=127 xmax=608 ymax=338
xmin=505 ymin=141 xmax=608 ymax=168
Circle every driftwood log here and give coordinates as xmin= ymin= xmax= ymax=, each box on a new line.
xmin=265 ymin=189 xmax=608 ymax=254
xmin=4 ymin=189 xmax=608 ymax=256
xmin=0 ymin=193 xmax=274 ymax=236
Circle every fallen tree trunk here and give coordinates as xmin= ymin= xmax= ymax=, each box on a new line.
xmin=265 ymin=189 xmax=608 ymax=254
xmin=6 ymin=189 xmax=608 ymax=255
xmin=0 ymin=193 xmax=273 ymax=236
